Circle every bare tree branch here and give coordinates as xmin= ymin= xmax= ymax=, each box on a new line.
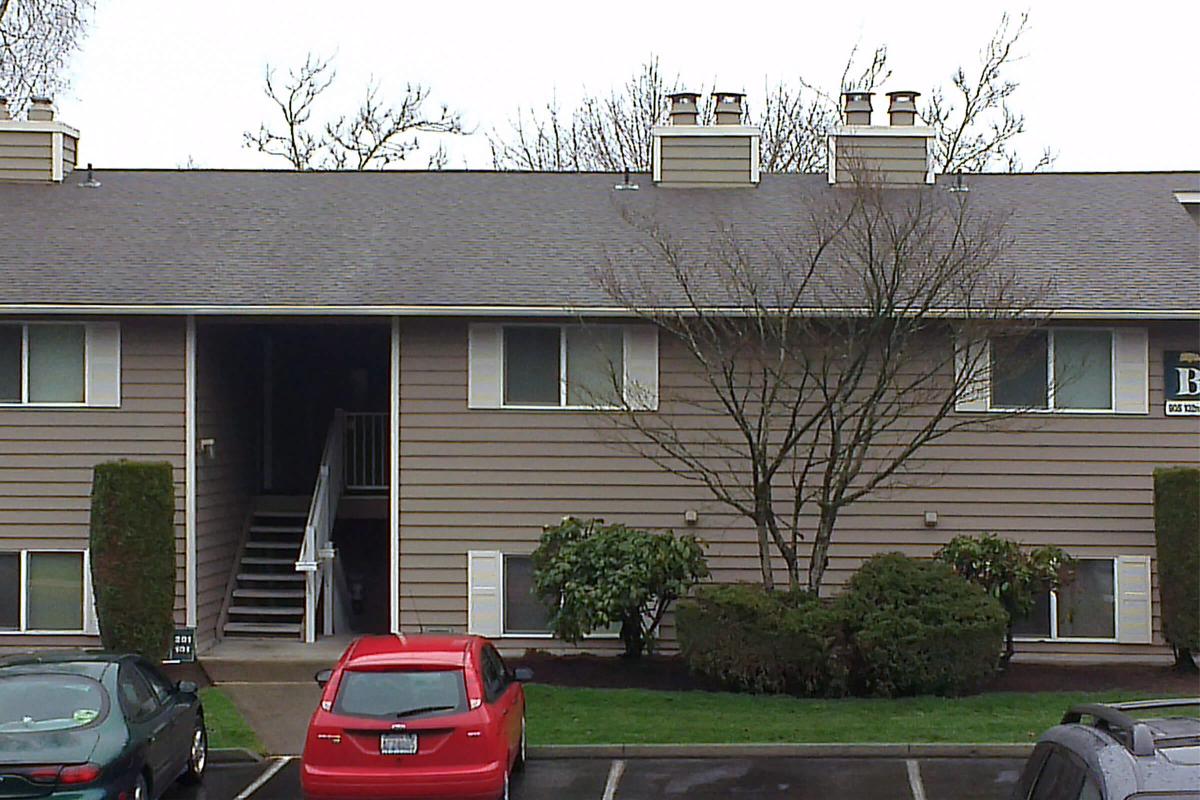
xmin=0 ymin=0 xmax=93 ymax=117
xmin=244 ymin=52 xmax=465 ymax=171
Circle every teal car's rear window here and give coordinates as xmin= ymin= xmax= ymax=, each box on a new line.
xmin=0 ymin=674 xmax=109 ymax=732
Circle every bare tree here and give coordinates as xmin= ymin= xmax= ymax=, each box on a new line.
xmin=244 ymin=52 xmax=464 ymax=170
xmin=491 ymin=14 xmax=1051 ymax=174
xmin=0 ymin=0 xmax=93 ymax=117
xmin=594 ymin=175 xmax=1046 ymax=593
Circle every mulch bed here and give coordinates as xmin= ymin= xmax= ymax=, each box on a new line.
xmin=510 ymin=652 xmax=1200 ymax=696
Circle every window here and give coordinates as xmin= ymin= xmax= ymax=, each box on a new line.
xmin=0 ymin=322 xmax=121 ymax=407
xmin=502 ymin=325 xmax=624 ymax=408
xmin=333 ymin=669 xmax=467 ymax=720
xmin=0 ymin=550 xmax=90 ymax=633
xmin=135 ymin=660 xmax=175 ymax=705
xmin=1013 ymin=559 xmax=1117 ymax=641
xmin=480 ymin=645 xmax=510 ymax=703
xmin=503 ymin=555 xmax=554 ymax=636
xmin=990 ymin=329 xmax=1114 ymax=411
xmin=117 ymin=663 xmax=159 ymax=720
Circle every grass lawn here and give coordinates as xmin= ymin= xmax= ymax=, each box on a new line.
xmin=199 ymin=687 xmax=264 ymax=753
xmin=524 ymin=685 xmax=1160 ymax=745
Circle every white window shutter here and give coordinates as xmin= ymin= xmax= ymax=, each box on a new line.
xmin=1116 ymin=555 xmax=1153 ymax=644
xmin=85 ymin=322 xmax=121 ymax=407
xmin=954 ymin=337 xmax=989 ymax=412
xmin=1113 ymin=328 xmax=1148 ymax=414
xmin=467 ymin=324 xmax=503 ymax=409
xmin=467 ymin=550 xmax=502 ymax=637
xmin=623 ymin=325 xmax=659 ymax=411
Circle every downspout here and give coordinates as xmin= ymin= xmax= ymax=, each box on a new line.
xmin=389 ymin=317 xmax=401 ymax=633
xmin=185 ymin=316 xmax=197 ymax=628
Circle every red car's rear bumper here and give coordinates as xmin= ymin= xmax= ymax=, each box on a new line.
xmin=300 ymin=759 xmax=505 ymax=800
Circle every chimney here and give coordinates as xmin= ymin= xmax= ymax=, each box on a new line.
xmin=0 ymin=97 xmax=10 ymax=121
xmin=651 ymin=90 xmax=760 ymax=188
xmin=829 ymin=86 xmax=933 ymax=188
xmin=668 ymin=92 xmax=701 ymax=126
xmin=0 ymin=96 xmax=79 ymax=183
xmin=887 ymin=90 xmax=919 ymax=126
xmin=842 ymin=91 xmax=874 ymax=125
xmin=713 ymin=92 xmax=745 ymax=125
xmin=27 ymin=96 xmax=55 ymax=121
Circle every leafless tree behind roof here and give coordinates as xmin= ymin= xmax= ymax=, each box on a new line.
xmin=0 ymin=0 xmax=93 ymax=117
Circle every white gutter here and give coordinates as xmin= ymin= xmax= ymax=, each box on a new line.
xmin=0 ymin=304 xmax=1196 ymax=320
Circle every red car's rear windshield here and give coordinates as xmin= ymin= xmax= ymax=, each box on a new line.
xmin=333 ymin=669 xmax=467 ymax=720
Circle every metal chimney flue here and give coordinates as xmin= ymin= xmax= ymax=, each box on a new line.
xmin=887 ymin=91 xmax=920 ymax=126
xmin=713 ymin=92 xmax=745 ymax=125
xmin=842 ymin=91 xmax=874 ymax=126
xmin=27 ymin=96 xmax=55 ymax=121
xmin=668 ymin=92 xmax=700 ymax=126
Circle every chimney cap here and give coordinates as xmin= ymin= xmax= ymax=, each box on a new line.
xmin=886 ymin=90 xmax=921 ymax=99
xmin=713 ymin=90 xmax=746 ymax=99
xmin=668 ymin=91 xmax=701 ymax=100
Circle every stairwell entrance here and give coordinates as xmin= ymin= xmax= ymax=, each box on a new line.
xmin=196 ymin=320 xmax=393 ymax=646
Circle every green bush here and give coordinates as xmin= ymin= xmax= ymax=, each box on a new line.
xmin=89 ymin=461 xmax=177 ymax=659
xmin=1154 ymin=467 xmax=1200 ymax=668
xmin=677 ymin=584 xmax=846 ymax=696
xmin=532 ymin=517 xmax=708 ymax=658
xmin=836 ymin=553 xmax=1006 ymax=697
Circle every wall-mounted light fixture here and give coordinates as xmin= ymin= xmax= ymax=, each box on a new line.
xmin=683 ymin=509 xmax=699 ymax=526
xmin=923 ymin=511 xmax=938 ymax=528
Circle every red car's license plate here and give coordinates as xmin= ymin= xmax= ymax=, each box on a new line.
xmin=380 ymin=733 xmax=418 ymax=755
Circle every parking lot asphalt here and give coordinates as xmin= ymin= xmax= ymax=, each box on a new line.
xmin=163 ymin=755 xmax=1027 ymax=799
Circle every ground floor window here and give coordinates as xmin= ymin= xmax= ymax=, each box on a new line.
xmin=0 ymin=550 xmax=89 ymax=633
xmin=502 ymin=555 xmax=554 ymax=636
xmin=1012 ymin=558 xmax=1117 ymax=641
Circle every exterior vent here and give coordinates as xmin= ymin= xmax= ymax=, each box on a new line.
xmin=829 ymin=89 xmax=933 ymax=187
xmin=0 ymin=97 xmax=79 ymax=183
xmin=652 ymin=91 xmax=760 ymax=189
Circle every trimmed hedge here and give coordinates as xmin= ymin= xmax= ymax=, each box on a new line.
xmin=1154 ymin=468 xmax=1200 ymax=657
xmin=677 ymin=584 xmax=846 ymax=696
xmin=89 ymin=461 xmax=177 ymax=659
xmin=837 ymin=553 xmax=1007 ymax=697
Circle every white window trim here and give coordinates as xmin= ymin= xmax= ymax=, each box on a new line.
xmin=0 ymin=548 xmax=96 ymax=636
xmin=0 ymin=321 xmax=93 ymax=408
xmin=497 ymin=553 xmax=620 ymax=640
xmin=499 ymin=323 xmax=630 ymax=411
xmin=987 ymin=327 xmax=1118 ymax=414
xmin=1013 ymin=557 xmax=1119 ymax=644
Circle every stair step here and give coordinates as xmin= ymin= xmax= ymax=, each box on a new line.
xmin=253 ymin=509 xmax=308 ymax=518
xmin=224 ymin=622 xmax=302 ymax=635
xmin=249 ymin=525 xmax=305 ymax=534
xmin=228 ymin=605 xmax=303 ymax=616
xmin=233 ymin=588 xmax=305 ymax=599
xmin=241 ymin=557 xmax=295 ymax=566
xmin=238 ymin=572 xmax=306 ymax=582
xmin=245 ymin=541 xmax=299 ymax=550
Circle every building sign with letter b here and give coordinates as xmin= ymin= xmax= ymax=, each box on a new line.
xmin=1165 ymin=351 xmax=1200 ymax=416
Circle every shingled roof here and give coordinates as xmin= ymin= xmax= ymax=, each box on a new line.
xmin=0 ymin=170 xmax=1196 ymax=315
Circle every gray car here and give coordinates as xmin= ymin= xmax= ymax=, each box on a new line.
xmin=1012 ymin=698 xmax=1200 ymax=800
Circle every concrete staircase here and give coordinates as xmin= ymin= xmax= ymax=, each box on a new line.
xmin=222 ymin=506 xmax=308 ymax=638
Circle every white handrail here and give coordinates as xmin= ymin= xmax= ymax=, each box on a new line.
xmin=297 ymin=409 xmax=345 ymax=642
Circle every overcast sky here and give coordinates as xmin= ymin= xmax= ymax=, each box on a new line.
xmin=56 ymin=0 xmax=1198 ymax=172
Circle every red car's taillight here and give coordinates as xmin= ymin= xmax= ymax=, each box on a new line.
xmin=17 ymin=764 xmax=101 ymax=785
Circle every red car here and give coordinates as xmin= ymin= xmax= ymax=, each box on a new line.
xmin=301 ymin=634 xmax=532 ymax=800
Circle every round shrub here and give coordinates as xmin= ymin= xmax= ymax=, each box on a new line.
xmin=89 ymin=461 xmax=177 ymax=659
xmin=677 ymin=583 xmax=846 ymax=696
xmin=836 ymin=553 xmax=1006 ymax=697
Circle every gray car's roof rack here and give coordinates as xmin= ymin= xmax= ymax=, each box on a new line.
xmin=1063 ymin=699 xmax=1200 ymax=758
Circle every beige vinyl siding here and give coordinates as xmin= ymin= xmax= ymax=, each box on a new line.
xmin=0 ymin=130 xmax=53 ymax=182
xmin=194 ymin=326 xmax=260 ymax=650
xmin=836 ymin=135 xmax=929 ymax=185
xmin=63 ymin=134 xmax=77 ymax=174
xmin=658 ymin=135 xmax=754 ymax=187
xmin=0 ymin=317 xmax=187 ymax=652
xmin=399 ymin=318 xmax=1198 ymax=658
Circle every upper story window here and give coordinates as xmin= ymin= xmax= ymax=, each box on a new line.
xmin=0 ymin=322 xmax=121 ymax=408
xmin=503 ymin=325 xmax=624 ymax=408
xmin=468 ymin=322 xmax=658 ymax=411
xmin=956 ymin=326 xmax=1147 ymax=415
xmin=991 ymin=329 xmax=1113 ymax=411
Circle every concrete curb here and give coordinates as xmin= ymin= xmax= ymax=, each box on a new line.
xmin=528 ymin=743 xmax=1035 ymax=759
xmin=210 ymin=747 xmax=265 ymax=764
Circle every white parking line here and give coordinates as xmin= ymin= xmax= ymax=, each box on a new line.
xmin=601 ymin=758 xmax=626 ymax=800
xmin=906 ymin=759 xmax=927 ymax=800
xmin=235 ymin=756 xmax=293 ymax=799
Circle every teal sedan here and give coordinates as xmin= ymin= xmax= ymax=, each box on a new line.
xmin=0 ymin=652 xmax=207 ymax=799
